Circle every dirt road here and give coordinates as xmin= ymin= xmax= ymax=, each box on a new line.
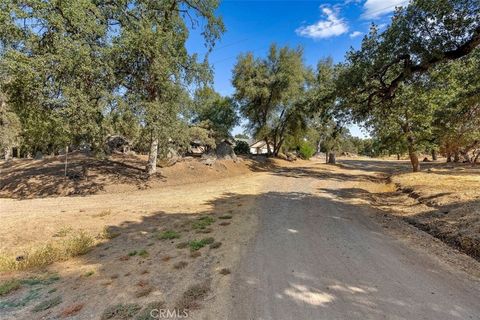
xmin=228 ymin=160 xmax=480 ymax=320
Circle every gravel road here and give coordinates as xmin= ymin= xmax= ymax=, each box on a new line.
xmin=229 ymin=161 xmax=480 ymax=320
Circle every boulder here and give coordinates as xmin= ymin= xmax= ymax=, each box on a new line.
xmin=277 ymin=152 xmax=288 ymax=160
xmin=203 ymin=157 xmax=216 ymax=166
xmin=286 ymin=152 xmax=297 ymax=161
xmin=216 ymin=140 xmax=237 ymax=161
xmin=158 ymin=147 xmax=180 ymax=167
xmin=105 ymin=135 xmax=130 ymax=154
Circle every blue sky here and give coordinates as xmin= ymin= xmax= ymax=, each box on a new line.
xmin=186 ymin=0 xmax=409 ymax=138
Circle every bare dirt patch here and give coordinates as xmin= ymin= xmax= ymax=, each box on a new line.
xmin=391 ymin=165 xmax=480 ymax=260
xmin=0 ymin=152 xmax=258 ymax=199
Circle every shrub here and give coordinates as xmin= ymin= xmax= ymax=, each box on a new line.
xmin=189 ymin=237 xmax=215 ymax=251
xmin=0 ymin=279 xmax=21 ymax=296
xmin=138 ymin=250 xmax=149 ymax=258
xmin=98 ymin=226 xmax=120 ymax=239
xmin=62 ymin=231 xmax=94 ymax=257
xmin=175 ymin=282 xmax=210 ymax=311
xmin=234 ymin=141 xmax=250 ymax=155
xmin=191 ymin=216 xmax=215 ymax=230
xmin=157 ymin=230 xmax=180 ymax=240
xmin=298 ymin=142 xmax=315 ymax=160
xmin=0 ymin=231 xmax=94 ymax=272
xmin=101 ymin=303 xmax=141 ymax=320
xmin=52 ymin=226 xmax=73 ymax=238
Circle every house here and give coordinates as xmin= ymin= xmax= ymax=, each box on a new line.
xmin=249 ymin=140 xmax=272 ymax=155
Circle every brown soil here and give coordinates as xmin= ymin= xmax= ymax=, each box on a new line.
xmin=0 ymin=151 xmax=265 ymax=199
xmin=391 ymin=164 xmax=480 ymax=260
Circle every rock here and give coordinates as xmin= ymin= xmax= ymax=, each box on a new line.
xmin=286 ymin=152 xmax=297 ymax=161
xmin=216 ymin=140 xmax=237 ymax=161
xmin=203 ymin=158 xmax=216 ymax=166
xmin=277 ymin=152 xmax=288 ymax=160
xmin=105 ymin=135 xmax=130 ymax=154
xmin=158 ymin=147 xmax=180 ymax=167
xmin=34 ymin=151 xmax=43 ymax=160
xmin=422 ymin=157 xmax=431 ymax=162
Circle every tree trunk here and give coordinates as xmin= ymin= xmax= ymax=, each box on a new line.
xmin=473 ymin=153 xmax=480 ymax=165
xmin=328 ymin=152 xmax=336 ymax=164
xmin=397 ymin=153 xmax=400 ymax=160
xmin=146 ymin=137 xmax=159 ymax=175
xmin=265 ymin=138 xmax=272 ymax=157
xmin=408 ymin=150 xmax=420 ymax=172
xmin=325 ymin=150 xmax=329 ymax=164
xmin=4 ymin=146 xmax=11 ymax=161
xmin=431 ymin=149 xmax=437 ymax=161
xmin=406 ymin=134 xmax=420 ymax=172
xmin=454 ymin=152 xmax=460 ymax=163
xmin=446 ymin=153 xmax=452 ymax=162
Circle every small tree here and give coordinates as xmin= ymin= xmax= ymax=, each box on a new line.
xmin=232 ymin=44 xmax=310 ymax=156
xmin=0 ymin=92 xmax=20 ymax=160
xmin=234 ymin=141 xmax=250 ymax=155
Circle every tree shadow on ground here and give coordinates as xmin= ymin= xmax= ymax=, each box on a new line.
xmin=0 ymin=152 xmax=154 ymax=199
xmin=318 ymin=185 xmax=480 ymax=262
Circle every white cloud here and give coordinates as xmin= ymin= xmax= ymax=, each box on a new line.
xmin=349 ymin=31 xmax=363 ymax=38
xmin=296 ymin=6 xmax=348 ymax=39
xmin=361 ymin=0 xmax=409 ymax=19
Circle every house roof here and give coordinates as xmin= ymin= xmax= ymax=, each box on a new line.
xmin=250 ymin=140 xmax=269 ymax=148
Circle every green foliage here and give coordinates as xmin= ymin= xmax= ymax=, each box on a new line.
xmin=234 ymin=133 xmax=250 ymax=140
xmin=0 ymin=279 xmax=20 ymax=296
xmin=0 ymin=93 xmax=21 ymax=158
xmin=234 ymin=141 xmax=250 ymax=154
xmin=191 ymin=216 xmax=215 ymax=230
xmin=232 ymin=44 xmax=311 ymax=155
xmin=0 ymin=0 xmax=224 ymax=169
xmin=335 ymin=1 xmax=480 ymax=170
xmin=189 ymin=237 xmax=215 ymax=251
xmin=101 ymin=303 xmax=141 ymax=320
xmin=157 ymin=230 xmax=181 ymax=240
xmin=190 ymin=87 xmax=239 ymax=139
xmin=20 ymin=274 xmax=60 ymax=286
xmin=138 ymin=250 xmax=149 ymax=258
xmin=0 ymin=287 xmax=42 ymax=309
xmin=298 ymin=142 xmax=315 ymax=160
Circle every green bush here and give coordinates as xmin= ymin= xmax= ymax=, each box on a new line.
xmin=157 ymin=230 xmax=180 ymax=240
xmin=234 ymin=141 xmax=250 ymax=154
xmin=298 ymin=142 xmax=315 ymax=160
xmin=189 ymin=237 xmax=215 ymax=251
xmin=191 ymin=216 xmax=215 ymax=230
